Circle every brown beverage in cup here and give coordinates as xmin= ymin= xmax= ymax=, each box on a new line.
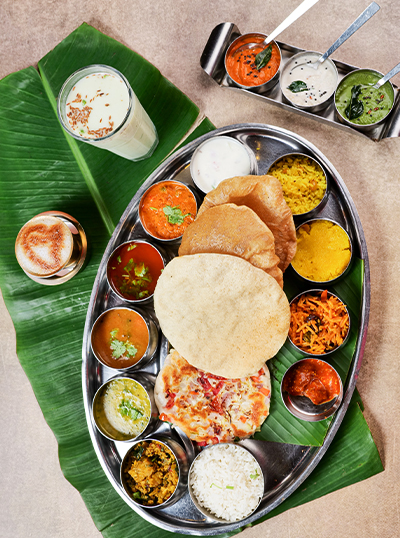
xmin=15 ymin=215 xmax=74 ymax=277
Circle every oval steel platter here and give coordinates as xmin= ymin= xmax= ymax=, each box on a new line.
xmin=82 ymin=123 xmax=370 ymax=535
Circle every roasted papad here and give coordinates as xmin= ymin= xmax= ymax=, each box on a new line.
xmin=153 ymin=253 xmax=290 ymax=378
xmin=197 ymin=174 xmax=297 ymax=271
xmin=178 ymin=203 xmax=283 ymax=288
xmin=154 ymin=349 xmax=271 ymax=444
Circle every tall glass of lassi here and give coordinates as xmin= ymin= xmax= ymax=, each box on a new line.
xmin=57 ymin=65 xmax=158 ymax=161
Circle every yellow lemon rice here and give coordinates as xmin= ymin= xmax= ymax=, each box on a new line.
xmin=269 ymin=155 xmax=326 ymax=214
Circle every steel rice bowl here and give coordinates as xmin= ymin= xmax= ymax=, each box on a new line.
xmin=92 ymin=374 xmax=157 ymax=442
xmin=288 ymin=289 xmax=351 ymax=357
xmin=267 ymin=153 xmax=329 ymax=218
xmin=120 ymin=437 xmax=189 ymax=508
xmin=188 ymin=443 xmax=264 ymax=522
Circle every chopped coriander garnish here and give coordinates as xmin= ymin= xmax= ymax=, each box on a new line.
xmin=250 ymin=469 xmax=260 ymax=480
xmin=118 ymin=257 xmax=152 ymax=299
xmin=163 ymin=205 xmax=191 ymax=225
xmin=110 ymin=338 xmax=137 ymax=360
xmin=110 ymin=328 xmax=119 ymax=338
xmin=117 ymin=255 xmax=122 ymax=263
xmin=82 ymin=99 xmax=87 ymax=105
xmin=118 ymin=399 xmax=143 ymax=420
xmin=127 ymin=244 xmax=136 ymax=251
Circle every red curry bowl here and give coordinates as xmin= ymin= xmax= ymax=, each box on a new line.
xmin=106 ymin=240 xmax=165 ymax=303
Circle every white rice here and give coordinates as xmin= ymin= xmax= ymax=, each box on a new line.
xmin=189 ymin=443 xmax=264 ymax=522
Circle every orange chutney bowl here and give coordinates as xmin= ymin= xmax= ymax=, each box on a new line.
xmin=225 ymin=32 xmax=281 ymax=92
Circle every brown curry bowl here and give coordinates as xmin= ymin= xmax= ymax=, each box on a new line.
xmin=120 ymin=436 xmax=189 ymax=509
xmin=90 ymin=306 xmax=158 ymax=372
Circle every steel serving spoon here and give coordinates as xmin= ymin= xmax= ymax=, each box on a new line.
xmin=237 ymin=0 xmax=320 ymax=54
xmin=372 ymin=62 xmax=400 ymax=88
xmin=291 ymin=2 xmax=380 ymax=71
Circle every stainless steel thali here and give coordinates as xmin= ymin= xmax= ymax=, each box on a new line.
xmin=82 ymin=123 xmax=370 ymax=535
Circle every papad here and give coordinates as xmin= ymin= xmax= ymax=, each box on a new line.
xmin=154 ymin=253 xmax=290 ymax=378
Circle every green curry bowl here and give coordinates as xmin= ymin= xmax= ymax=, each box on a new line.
xmin=91 ymin=374 xmax=158 ymax=442
xmin=334 ymin=68 xmax=395 ymax=132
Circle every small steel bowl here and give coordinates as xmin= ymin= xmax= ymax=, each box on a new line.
xmin=188 ymin=443 xmax=264 ymax=523
xmin=334 ymin=68 xmax=395 ymax=132
xmin=90 ymin=306 xmax=158 ymax=371
xmin=280 ymin=51 xmax=338 ymax=112
xmin=190 ymin=135 xmax=258 ymax=194
xmin=224 ymin=33 xmax=281 ymax=93
xmin=288 ymin=289 xmax=351 ymax=356
xmin=267 ymin=152 xmax=329 ymax=218
xmin=291 ymin=218 xmax=353 ymax=285
xmin=281 ymin=358 xmax=343 ymax=422
xmin=92 ymin=373 xmax=158 ymax=442
xmin=138 ymin=180 xmax=198 ymax=243
xmin=120 ymin=436 xmax=189 ymax=508
xmin=106 ymin=239 xmax=165 ymax=303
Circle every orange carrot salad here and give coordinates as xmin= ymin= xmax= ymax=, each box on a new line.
xmin=289 ymin=290 xmax=349 ymax=354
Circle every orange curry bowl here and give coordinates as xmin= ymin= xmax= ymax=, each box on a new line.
xmin=224 ymin=32 xmax=281 ymax=93
xmin=139 ymin=180 xmax=198 ymax=243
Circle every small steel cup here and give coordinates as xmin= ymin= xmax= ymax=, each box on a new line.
xmin=291 ymin=218 xmax=353 ymax=285
xmin=281 ymin=358 xmax=343 ymax=422
xmin=288 ymin=289 xmax=351 ymax=356
xmin=225 ymin=33 xmax=281 ymax=93
xmin=120 ymin=436 xmax=189 ymax=508
xmin=92 ymin=373 xmax=158 ymax=442
xmin=190 ymin=135 xmax=258 ymax=194
xmin=280 ymin=51 xmax=338 ymax=112
xmin=334 ymin=68 xmax=395 ymax=132
xmin=267 ymin=153 xmax=329 ymax=218
xmin=138 ymin=180 xmax=199 ymax=243
xmin=106 ymin=239 xmax=165 ymax=303
xmin=90 ymin=306 xmax=158 ymax=371
xmin=188 ymin=443 xmax=264 ymax=522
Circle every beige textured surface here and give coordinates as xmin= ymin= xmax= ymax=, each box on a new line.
xmin=1 ymin=0 xmax=400 ymax=537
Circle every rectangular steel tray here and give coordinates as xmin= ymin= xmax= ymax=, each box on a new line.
xmin=201 ymin=23 xmax=400 ymax=141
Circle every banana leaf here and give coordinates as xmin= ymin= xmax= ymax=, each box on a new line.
xmin=0 ymin=23 xmax=382 ymax=538
xmin=256 ymin=258 xmax=363 ymax=446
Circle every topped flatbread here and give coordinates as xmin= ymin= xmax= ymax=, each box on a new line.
xmin=154 ymin=349 xmax=271 ymax=445
xmin=178 ymin=203 xmax=283 ymax=288
xmin=197 ymin=174 xmax=297 ymax=271
xmin=153 ymin=253 xmax=290 ymax=378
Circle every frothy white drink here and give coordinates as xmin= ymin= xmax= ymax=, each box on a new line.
xmin=59 ymin=66 xmax=158 ymax=161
